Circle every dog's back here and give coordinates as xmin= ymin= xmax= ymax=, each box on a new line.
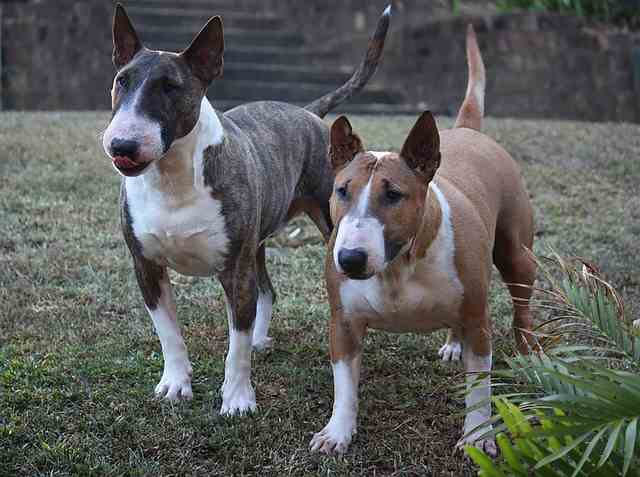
xmin=219 ymin=101 xmax=334 ymax=240
xmin=439 ymin=25 xmax=536 ymax=355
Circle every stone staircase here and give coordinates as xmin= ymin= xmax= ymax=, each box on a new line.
xmin=123 ymin=0 xmax=406 ymax=113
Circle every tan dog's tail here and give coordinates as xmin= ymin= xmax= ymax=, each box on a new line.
xmin=454 ymin=25 xmax=485 ymax=131
xmin=304 ymin=5 xmax=391 ymax=118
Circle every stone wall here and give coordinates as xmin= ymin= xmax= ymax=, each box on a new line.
xmin=385 ymin=12 xmax=640 ymax=122
xmin=277 ymin=0 xmax=640 ymax=122
xmin=1 ymin=0 xmax=113 ymax=110
xmin=2 ymin=0 xmax=640 ymax=122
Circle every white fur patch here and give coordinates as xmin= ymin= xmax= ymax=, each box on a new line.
xmin=148 ymin=279 xmax=193 ymax=401
xmin=103 ymin=79 xmax=164 ymax=163
xmin=125 ymin=98 xmax=229 ymax=277
xmin=429 ymin=183 xmax=464 ymax=294
xmin=460 ymin=349 xmax=493 ymax=451
xmin=220 ymin=299 xmax=256 ymax=416
xmin=333 ymin=174 xmax=387 ymax=275
xmin=336 ymin=182 xmax=464 ymax=332
xmin=369 ymin=150 xmax=390 ymax=159
xmin=310 ymin=359 xmax=359 ymax=453
xmin=340 ymin=275 xmax=384 ymax=315
xmin=333 ymin=217 xmax=386 ymax=274
xmin=438 ymin=340 xmax=462 ymax=362
xmin=474 ymin=82 xmax=485 ymax=118
xmin=252 ymin=290 xmax=273 ymax=351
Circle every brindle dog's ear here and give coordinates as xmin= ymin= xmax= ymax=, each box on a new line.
xmin=181 ymin=16 xmax=224 ymax=85
xmin=400 ymin=111 xmax=441 ymax=182
xmin=330 ymin=116 xmax=364 ymax=171
xmin=113 ymin=3 xmax=143 ymax=70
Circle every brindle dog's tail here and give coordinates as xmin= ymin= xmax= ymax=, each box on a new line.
xmin=304 ymin=5 xmax=392 ymax=119
xmin=454 ymin=24 xmax=486 ymax=131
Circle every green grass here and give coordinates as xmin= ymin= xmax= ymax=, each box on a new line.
xmin=1 ymin=112 xmax=638 ymax=476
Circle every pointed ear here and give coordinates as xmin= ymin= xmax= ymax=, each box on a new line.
xmin=181 ymin=16 xmax=224 ymax=84
xmin=113 ymin=3 xmax=143 ymax=69
xmin=329 ymin=116 xmax=364 ymax=171
xmin=400 ymin=111 xmax=441 ymax=181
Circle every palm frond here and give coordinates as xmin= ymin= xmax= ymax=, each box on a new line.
xmin=464 ymin=250 xmax=640 ymax=475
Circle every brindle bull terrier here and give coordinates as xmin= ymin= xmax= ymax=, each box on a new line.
xmin=312 ymin=25 xmax=536 ymax=455
xmin=102 ymin=3 xmax=392 ymax=415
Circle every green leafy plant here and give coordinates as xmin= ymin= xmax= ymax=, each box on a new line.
xmin=464 ymin=252 xmax=640 ymax=476
xmin=496 ymin=0 xmax=640 ymax=28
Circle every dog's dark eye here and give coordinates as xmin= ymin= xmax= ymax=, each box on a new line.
xmin=163 ymin=80 xmax=180 ymax=94
xmin=385 ymin=189 xmax=404 ymax=203
xmin=336 ymin=185 xmax=348 ymax=199
xmin=116 ymin=75 xmax=128 ymax=89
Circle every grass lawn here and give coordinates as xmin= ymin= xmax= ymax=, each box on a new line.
xmin=1 ymin=111 xmax=639 ymax=476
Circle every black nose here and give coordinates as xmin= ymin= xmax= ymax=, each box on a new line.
xmin=338 ymin=248 xmax=368 ymax=276
xmin=110 ymin=138 xmax=139 ymax=159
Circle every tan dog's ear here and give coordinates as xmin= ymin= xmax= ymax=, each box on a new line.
xmin=113 ymin=3 xmax=143 ymax=69
xmin=400 ymin=111 xmax=441 ymax=182
xmin=330 ymin=116 xmax=364 ymax=171
xmin=181 ymin=16 xmax=224 ymax=84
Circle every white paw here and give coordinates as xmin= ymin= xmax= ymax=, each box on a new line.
xmin=457 ymin=436 xmax=498 ymax=458
xmin=220 ymin=378 xmax=256 ymax=416
xmin=252 ymin=335 xmax=273 ymax=352
xmin=310 ymin=417 xmax=356 ymax=454
xmin=633 ymin=319 xmax=640 ymax=329
xmin=155 ymin=361 xmax=193 ymax=401
xmin=438 ymin=341 xmax=462 ymax=361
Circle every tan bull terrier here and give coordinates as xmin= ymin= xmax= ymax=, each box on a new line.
xmin=310 ymin=25 xmax=536 ymax=455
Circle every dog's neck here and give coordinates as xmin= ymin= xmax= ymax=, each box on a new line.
xmin=379 ymin=183 xmax=443 ymax=279
xmin=132 ymin=97 xmax=224 ymax=196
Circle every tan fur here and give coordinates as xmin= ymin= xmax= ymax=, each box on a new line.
xmin=326 ymin=121 xmax=536 ymax=357
xmin=314 ymin=23 xmax=536 ymax=456
xmin=454 ymin=25 xmax=485 ymax=131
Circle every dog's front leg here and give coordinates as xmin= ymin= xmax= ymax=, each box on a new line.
xmin=148 ymin=273 xmax=193 ymax=401
xmin=311 ymin=315 xmax=366 ymax=454
xmin=458 ymin=318 xmax=496 ymax=457
xmin=218 ymin=262 xmax=258 ymax=416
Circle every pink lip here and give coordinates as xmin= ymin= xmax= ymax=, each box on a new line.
xmin=112 ymin=155 xmax=139 ymax=169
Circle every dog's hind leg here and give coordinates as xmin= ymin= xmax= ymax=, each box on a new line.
xmin=438 ymin=329 xmax=463 ymax=362
xmin=252 ymin=244 xmax=275 ymax=351
xmin=493 ymin=211 xmax=537 ymax=354
xmin=305 ymin=201 xmax=332 ymax=242
xmin=287 ymin=197 xmax=333 ymax=242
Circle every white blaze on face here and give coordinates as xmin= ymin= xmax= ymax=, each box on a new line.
xmin=102 ymin=77 xmax=164 ymax=163
xmin=333 ymin=162 xmax=387 ymax=275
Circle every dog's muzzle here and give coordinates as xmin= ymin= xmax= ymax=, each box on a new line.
xmin=338 ymin=247 xmax=370 ymax=279
xmin=109 ymin=138 xmax=150 ymax=176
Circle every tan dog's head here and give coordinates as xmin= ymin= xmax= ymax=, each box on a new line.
xmin=329 ymin=112 xmax=441 ymax=279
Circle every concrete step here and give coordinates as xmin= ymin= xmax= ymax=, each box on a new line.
xmin=212 ymin=100 xmax=420 ymax=115
xmin=209 ymin=80 xmax=403 ymax=104
xmin=137 ymin=24 xmax=305 ymax=48
xmin=223 ymin=62 xmax=351 ymax=85
xmin=145 ymin=41 xmax=336 ymax=65
xmin=127 ymin=7 xmax=285 ymax=30
xmin=122 ymin=0 xmax=267 ymax=10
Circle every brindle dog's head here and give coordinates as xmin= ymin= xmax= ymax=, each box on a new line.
xmin=329 ymin=112 xmax=441 ymax=279
xmin=102 ymin=4 xmax=224 ymax=176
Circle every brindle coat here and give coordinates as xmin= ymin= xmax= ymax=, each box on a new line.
xmin=106 ymin=3 xmax=392 ymax=412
